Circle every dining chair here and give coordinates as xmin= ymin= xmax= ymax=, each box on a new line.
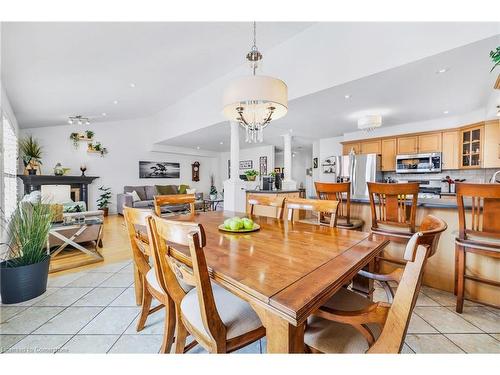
xmin=367 ymin=182 xmax=419 ymax=272
xmin=123 ymin=206 xmax=172 ymax=353
xmin=304 ymin=215 xmax=447 ymax=353
xmin=147 ymin=214 xmax=266 ymax=353
xmin=247 ymin=194 xmax=286 ymax=219
xmin=315 ymin=181 xmax=364 ymax=230
xmin=153 ymin=194 xmax=196 ymax=216
xmin=285 ymin=197 xmax=339 ymax=227
xmin=454 ymin=182 xmax=500 ymax=313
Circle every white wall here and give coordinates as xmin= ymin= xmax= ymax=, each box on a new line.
xmin=21 ymin=118 xmax=218 ymax=213
xmin=218 ymin=144 xmax=275 ymax=189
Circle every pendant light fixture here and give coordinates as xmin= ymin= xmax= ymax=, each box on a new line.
xmin=222 ymin=22 xmax=288 ymax=143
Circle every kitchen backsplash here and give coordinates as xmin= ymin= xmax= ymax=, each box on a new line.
xmin=383 ymin=168 xmax=499 ymax=184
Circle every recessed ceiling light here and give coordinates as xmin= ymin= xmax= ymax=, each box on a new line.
xmin=196 ymin=146 xmax=200 ymax=150
xmin=443 ymin=110 xmax=449 ymax=114
xmin=344 ymin=94 xmax=351 ymax=99
xmin=102 ymin=112 xmax=107 ymax=117
xmin=129 ymin=83 xmax=136 ymax=88
xmin=436 ymin=68 xmax=449 ymax=74
xmin=220 ymin=141 xmax=224 ymax=145
xmin=113 ymin=100 xmax=119 ymax=105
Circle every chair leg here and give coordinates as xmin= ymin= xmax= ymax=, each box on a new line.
xmin=456 ymin=246 xmax=466 ymax=313
xmin=454 ymin=245 xmax=459 ymax=295
xmin=160 ymin=298 xmax=176 ymax=354
xmin=174 ymin=316 xmax=188 ymax=354
xmin=133 ymin=266 xmax=143 ymax=306
xmin=136 ymin=286 xmax=153 ymax=331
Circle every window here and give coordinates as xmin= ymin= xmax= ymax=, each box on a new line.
xmin=1 ymin=114 xmax=18 ymax=219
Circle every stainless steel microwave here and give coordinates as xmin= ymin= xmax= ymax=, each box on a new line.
xmin=396 ymin=152 xmax=442 ymax=173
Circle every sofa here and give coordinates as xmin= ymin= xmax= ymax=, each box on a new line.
xmin=117 ymin=184 xmax=203 ymax=215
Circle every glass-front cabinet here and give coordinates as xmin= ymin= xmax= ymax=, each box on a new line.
xmin=460 ymin=125 xmax=483 ymax=168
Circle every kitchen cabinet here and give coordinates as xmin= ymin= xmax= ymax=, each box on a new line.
xmin=397 ymin=136 xmax=418 ymax=154
xmin=418 ymin=133 xmax=442 ymax=152
xmin=441 ymin=131 xmax=459 ymax=170
xmin=360 ymin=139 xmax=381 ymax=154
xmin=342 ymin=142 xmax=360 ymax=155
xmin=381 ymin=138 xmax=397 ymax=171
xmin=483 ymin=120 xmax=500 ymax=168
xmin=460 ymin=124 xmax=483 ymax=168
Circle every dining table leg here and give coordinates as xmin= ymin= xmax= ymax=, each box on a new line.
xmin=264 ymin=312 xmax=305 ymax=353
xmin=351 ymin=258 xmax=375 ymax=299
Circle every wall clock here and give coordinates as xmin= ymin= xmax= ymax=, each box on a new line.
xmin=192 ymin=161 xmax=200 ymax=182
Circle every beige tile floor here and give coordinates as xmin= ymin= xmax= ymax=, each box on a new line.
xmin=1 ymin=260 xmax=499 ymax=354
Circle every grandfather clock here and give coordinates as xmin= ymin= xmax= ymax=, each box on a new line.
xmin=191 ymin=161 xmax=200 ymax=182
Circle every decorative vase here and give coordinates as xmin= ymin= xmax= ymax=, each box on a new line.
xmin=101 ymin=207 xmax=109 ymax=217
xmin=0 ymin=256 xmax=50 ymax=304
xmin=210 ymin=194 xmax=217 ymax=200
xmin=28 ymin=169 xmax=37 ymax=175
xmin=54 ymin=163 xmax=64 ymax=176
xmin=247 ymin=175 xmax=256 ymax=181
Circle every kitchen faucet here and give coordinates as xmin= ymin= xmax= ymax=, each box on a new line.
xmin=490 ymin=170 xmax=500 ymax=183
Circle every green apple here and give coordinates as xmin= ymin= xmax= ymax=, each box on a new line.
xmin=229 ymin=219 xmax=242 ymax=231
xmin=242 ymin=218 xmax=254 ymax=229
xmin=224 ymin=218 xmax=232 ymax=229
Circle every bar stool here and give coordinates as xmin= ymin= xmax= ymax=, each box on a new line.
xmin=455 ymin=182 xmax=500 ymax=313
xmin=315 ymin=182 xmax=364 ymax=230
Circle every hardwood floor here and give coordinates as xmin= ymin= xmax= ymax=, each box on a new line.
xmin=50 ymin=215 xmax=132 ymax=277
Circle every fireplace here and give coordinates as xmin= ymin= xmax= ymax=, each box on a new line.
xmin=17 ymin=175 xmax=99 ymax=207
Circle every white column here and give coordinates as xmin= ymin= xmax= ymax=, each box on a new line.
xmin=282 ymin=133 xmax=297 ymax=190
xmin=229 ymin=121 xmax=240 ymax=182
xmin=223 ymin=121 xmax=246 ymax=212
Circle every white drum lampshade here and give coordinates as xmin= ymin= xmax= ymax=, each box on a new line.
xmin=222 ymin=75 xmax=288 ymax=123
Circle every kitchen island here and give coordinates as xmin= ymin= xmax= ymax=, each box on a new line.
xmin=349 ymin=197 xmax=498 ymax=307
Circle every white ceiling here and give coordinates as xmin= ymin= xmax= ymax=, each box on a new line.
xmin=162 ymin=35 xmax=500 ymax=151
xmin=1 ymin=22 xmax=313 ymax=128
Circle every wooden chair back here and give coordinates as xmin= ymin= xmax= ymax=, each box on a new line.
xmin=153 ymin=194 xmax=196 ymax=216
xmin=455 ymin=182 xmax=500 ymax=241
xmin=367 ymin=182 xmax=419 ymax=233
xmin=368 ymin=215 xmax=447 ymax=353
xmin=315 ymin=182 xmax=351 ymax=224
xmin=285 ymin=197 xmax=339 ymax=227
xmin=247 ymin=194 xmax=286 ymax=219
xmin=123 ymin=207 xmax=153 ymax=277
xmin=147 ymin=215 xmax=227 ymax=345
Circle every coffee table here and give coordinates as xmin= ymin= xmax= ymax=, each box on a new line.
xmin=48 ymin=217 xmax=104 ymax=272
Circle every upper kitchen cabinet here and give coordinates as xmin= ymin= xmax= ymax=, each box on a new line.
xmin=360 ymin=139 xmax=381 ymax=154
xmin=441 ymin=130 xmax=459 ymax=170
xmin=342 ymin=142 xmax=360 ymax=155
xmin=460 ymin=123 xmax=483 ymax=169
xmin=417 ymin=133 xmax=442 ymax=153
xmin=483 ymin=119 xmax=500 ymax=168
xmin=397 ymin=136 xmax=418 ymax=154
xmin=381 ymin=138 xmax=397 ymax=171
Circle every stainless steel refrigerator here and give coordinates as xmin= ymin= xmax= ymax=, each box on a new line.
xmin=333 ymin=153 xmax=382 ymax=198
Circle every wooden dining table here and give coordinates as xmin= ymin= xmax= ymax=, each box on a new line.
xmin=168 ymin=210 xmax=389 ymax=353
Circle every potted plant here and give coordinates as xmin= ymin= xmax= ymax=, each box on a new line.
xmin=85 ymin=130 xmax=94 ymax=140
xmin=490 ymin=46 xmax=500 ymax=72
xmin=96 ymin=186 xmax=112 ymax=216
xmin=70 ymin=132 xmax=80 ymax=148
xmin=244 ymin=169 xmax=259 ymax=181
xmin=0 ymin=202 xmax=53 ymax=304
xmin=209 ymin=174 xmax=217 ymax=200
xmin=19 ymin=135 xmax=43 ymax=175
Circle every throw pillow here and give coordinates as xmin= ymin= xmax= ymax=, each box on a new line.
xmin=127 ymin=190 xmax=141 ymax=202
xmin=178 ymin=184 xmax=190 ymax=194
xmin=186 ymin=188 xmax=196 ymax=195
xmin=156 ymin=185 xmax=177 ymax=195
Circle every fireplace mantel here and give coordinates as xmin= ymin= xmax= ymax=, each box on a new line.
xmin=17 ymin=175 xmax=100 ymax=207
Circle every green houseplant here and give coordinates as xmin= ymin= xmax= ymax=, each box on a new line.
xmin=85 ymin=130 xmax=94 ymax=139
xmin=70 ymin=132 xmax=80 ymax=148
xmin=19 ymin=135 xmax=43 ymax=175
xmin=209 ymin=174 xmax=217 ymax=200
xmin=0 ymin=202 xmax=53 ymax=304
xmin=244 ymin=169 xmax=259 ymax=181
xmin=96 ymin=186 xmax=112 ymax=216
xmin=490 ymin=46 xmax=500 ymax=72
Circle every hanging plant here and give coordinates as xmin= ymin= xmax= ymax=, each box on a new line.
xmin=490 ymin=46 xmax=500 ymax=72
xmin=70 ymin=132 xmax=80 ymax=148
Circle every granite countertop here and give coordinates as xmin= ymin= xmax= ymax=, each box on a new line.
xmin=350 ymin=196 xmax=468 ymax=209
xmin=246 ymin=189 xmax=300 ymax=194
